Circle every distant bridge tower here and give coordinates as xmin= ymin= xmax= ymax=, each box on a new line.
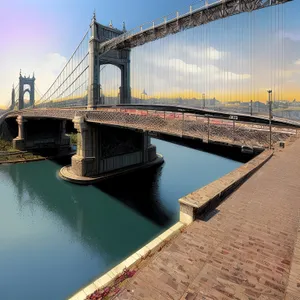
xmin=18 ymin=70 xmax=35 ymax=110
xmin=88 ymin=13 xmax=130 ymax=109
xmin=10 ymin=84 xmax=15 ymax=110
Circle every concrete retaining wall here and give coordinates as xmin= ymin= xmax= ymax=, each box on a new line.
xmin=179 ymin=149 xmax=273 ymax=224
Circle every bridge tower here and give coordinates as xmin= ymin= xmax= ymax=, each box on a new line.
xmin=10 ymin=84 xmax=15 ymax=110
xmin=88 ymin=13 xmax=131 ymax=109
xmin=18 ymin=70 xmax=35 ymax=110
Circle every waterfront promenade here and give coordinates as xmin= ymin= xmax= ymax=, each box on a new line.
xmin=114 ymin=138 xmax=300 ymax=300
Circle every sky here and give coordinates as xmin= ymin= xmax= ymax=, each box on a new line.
xmin=0 ymin=0 xmax=300 ymax=108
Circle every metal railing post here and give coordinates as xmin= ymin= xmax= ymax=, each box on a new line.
xmin=182 ymin=112 xmax=185 ymax=136
xmin=268 ymin=90 xmax=272 ymax=149
xmin=233 ymin=120 xmax=235 ymax=141
xmin=207 ymin=116 xmax=210 ymax=142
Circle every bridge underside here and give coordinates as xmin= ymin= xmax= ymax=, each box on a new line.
xmin=60 ymin=116 xmax=162 ymax=184
xmin=100 ymin=0 xmax=291 ymax=54
xmin=9 ymin=116 xmax=71 ymax=153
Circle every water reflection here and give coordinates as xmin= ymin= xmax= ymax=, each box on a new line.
xmin=2 ymin=161 xmax=171 ymax=257
xmin=96 ymin=165 xmax=172 ymax=226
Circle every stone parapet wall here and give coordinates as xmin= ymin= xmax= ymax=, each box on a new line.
xmin=179 ymin=149 xmax=273 ymax=224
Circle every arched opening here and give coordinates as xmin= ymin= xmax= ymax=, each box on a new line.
xmin=23 ymin=88 xmax=31 ymax=106
xmin=100 ymin=64 xmax=121 ymax=105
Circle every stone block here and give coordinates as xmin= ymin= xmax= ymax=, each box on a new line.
xmin=71 ymin=155 xmax=97 ymax=177
xmin=136 ymin=245 xmax=151 ymax=258
xmin=146 ymin=236 xmax=163 ymax=254
xmin=179 ymin=203 xmax=195 ymax=225
xmin=93 ymin=273 xmax=114 ymax=289
xmin=169 ymin=222 xmax=185 ymax=233
xmin=148 ymin=144 xmax=157 ymax=162
xmin=12 ymin=138 xmax=25 ymax=151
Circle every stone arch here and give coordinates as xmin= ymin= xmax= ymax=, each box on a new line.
xmin=99 ymin=63 xmax=122 ymax=105
xmin=23 ymin=88 xmax=32 ymax=103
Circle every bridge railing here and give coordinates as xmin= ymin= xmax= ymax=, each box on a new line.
xmin=84 ymin=108 xmax=296 ymax=148
xmin=6 ymin=106 xmax=296 ymax=149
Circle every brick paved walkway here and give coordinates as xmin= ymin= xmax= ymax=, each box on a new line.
xmin=114 ymin=139 xmax=300 ymax=300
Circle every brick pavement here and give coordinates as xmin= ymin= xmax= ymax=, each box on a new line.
xmin=114 ymin=139 xmax=300 ymax=300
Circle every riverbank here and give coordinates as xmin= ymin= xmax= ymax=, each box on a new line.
xmin=0 ymin=140 xmax=44 ymax=163
xmin=106 ymin=137 xmax=300 ymax=300
xmin=0 ymin=137 xmax=77 ymax=164
xmin=68 ymin=147 xmax=271 ymax=300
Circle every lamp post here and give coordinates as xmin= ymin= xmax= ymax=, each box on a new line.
xmin=267 ymin=90 xmax=273 ymax=149
xmin=202 ymin=93 xmax=205 ymax=109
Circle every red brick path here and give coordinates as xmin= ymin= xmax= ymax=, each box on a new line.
xmin=115 ymin=139 xmax=300 ymax=300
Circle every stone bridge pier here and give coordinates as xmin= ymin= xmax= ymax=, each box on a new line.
xmin=12 ymin=115 xmax=70 ymax=153
xmin=60 ymin=116 xmax=163 ymax=184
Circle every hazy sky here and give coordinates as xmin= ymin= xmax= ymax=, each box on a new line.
xmin=0 ymin=0 xmax=299 ymax=107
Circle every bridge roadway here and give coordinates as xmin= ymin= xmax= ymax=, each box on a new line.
xmin=2 ymin=104 xmax=300 ymax=150
xmin=3 ymin=105 xmax=299 ymax=149
xmin=111 ymin=137 xmax=300 ymax=300
xmin=5 ymin=104 xmax=300 ymax=127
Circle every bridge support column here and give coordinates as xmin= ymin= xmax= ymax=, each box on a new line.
xmin=120 ymin=55 xmax=131 ymax=104
xmin=13 ymin=115 xmax=26 ymax=150
xmin=71 ymin=116 xmax=97 ymax=177
xmin=87 ymin=15 xmax=101 ymax=110
xmin=18 ymin=81 xmax=24 ymax=110
xmin=60 ymin=123 xmax=163 ymax=184
xmin=10 ymin=85 xmax=15 ymax=111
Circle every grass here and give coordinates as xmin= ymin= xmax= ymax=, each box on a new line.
xmin=0 ymin=139 xmax=15 ymax=152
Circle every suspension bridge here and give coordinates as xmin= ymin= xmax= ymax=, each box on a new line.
xmin=0 ymin=0 xmax=297 ymax=180
xmin=1 ymin=1 xmax=300 ymax=299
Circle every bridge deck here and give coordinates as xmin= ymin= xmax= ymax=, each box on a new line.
xmin=114 ymin=138 xmax=300 ymax=300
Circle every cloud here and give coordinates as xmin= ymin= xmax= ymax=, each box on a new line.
xmin=284 ymin=32 xmax=300 ymax=42
xmin=295 ymin=59 xmax=300 ymax=65
xmin=169 ymin=59 xmax=203 ymax=74
xmin=168 ymin=58 xmax=250 ymax=80
xmin=168 ymin=44 xmax=227 ymax=62
xmin=189 ymin=46 xmax=226 ymax=61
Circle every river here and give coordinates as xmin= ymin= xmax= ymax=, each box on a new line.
xmin=0 ymin=138 xmax=242 ymax=300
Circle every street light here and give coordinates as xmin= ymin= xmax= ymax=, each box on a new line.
xmin=267 ymin=90 xmax=273 ymax=149
xmin=202 ymin=93 xmax=205 ymax=109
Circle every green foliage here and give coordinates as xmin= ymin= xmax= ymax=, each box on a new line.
xmin=0 ymin=139 xmax=13 ymax=151
xmin=69 ymin=133 xmax=77 ymax=145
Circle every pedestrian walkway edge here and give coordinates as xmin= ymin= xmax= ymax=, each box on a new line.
xmin=68 ymin=222 xmax=185 ymax=300
xmin=179 ymin=149 xmax=273 ymax=224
